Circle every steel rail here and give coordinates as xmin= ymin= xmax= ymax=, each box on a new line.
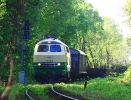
xmin=25 ymin=88 xmax=35 ymax=100
xmin=51 ymin=85 xmax=79 ymax=100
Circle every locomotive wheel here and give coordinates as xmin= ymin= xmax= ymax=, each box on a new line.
xmin=71 ymin=76 xmax=75 ymax=82
xmin=71 ymin=74 xmax=77 ymax=82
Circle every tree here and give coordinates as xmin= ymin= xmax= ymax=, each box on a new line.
xmin=0 ymin=0 xmax=42 ymax=85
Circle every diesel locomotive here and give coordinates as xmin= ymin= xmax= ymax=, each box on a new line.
xmin=33 ymin=36 xmax=87 ymax=83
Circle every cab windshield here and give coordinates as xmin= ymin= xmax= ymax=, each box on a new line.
xmin=37 ymin=45 xmax=49 ymax=52
xmin=37 ymin=45 xmax=61 ymax=52
xmin=50 ymin=45 xmax=61 ymax=52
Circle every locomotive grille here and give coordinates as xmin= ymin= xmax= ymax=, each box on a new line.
xmin=39 ymin=62 xmax=60 ymax=66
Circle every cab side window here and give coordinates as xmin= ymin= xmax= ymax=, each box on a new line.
xmin=66 ymin=47 xmax=69 ymax=53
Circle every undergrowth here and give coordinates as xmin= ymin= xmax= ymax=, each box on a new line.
xmin=2 ymin=66 xmax=131 ymax=100
xmin=7 ymin=84 xmax=51 ymax=100
xmin=54 ymin=66 xmax=131 ymax=100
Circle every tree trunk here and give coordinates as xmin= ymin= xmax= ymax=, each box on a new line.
xmin=106 ymin=47 xmax=109 ymax=68
xmin=88 ymin=45 xmax=95 ymax=68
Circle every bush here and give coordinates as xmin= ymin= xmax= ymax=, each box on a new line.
xmin=124 ymin=66 xmax=131 ymax=81
xmin=111 ymin=65 xmax=127 ymax=74
xmin=0 ymin=86 xmax=5 ymax=95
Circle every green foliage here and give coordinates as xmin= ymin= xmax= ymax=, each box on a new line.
xmin=0 ymin=0 xmax=127 ymax=84
xmin=0 ymin=0 xmax=25 ymax=77
xmin=54 ymin=83 xmax=91 ymax=100
xmin=0 ymin=86 xmax=5 ymax=95
xmin=124 ymin=0 xmax=131 ymax=18
xmin=111 ymin=65 xmax=127 ymax=74
xmin=123 ymin=0 xmax=131 ymax=44
xmin=6 ymin=70 xmax=131 ymax=100
xmin=0 ymin=0 xmax=6 ymax=21
xmin=124 ymin=66 xmax=131 ymax=80
xmin=29 ymin=84 xmax=51 ymax=100
xmin=8 ymin=84 xmax=51 ymax=100
xmin=84 ymin=17 xmax=124 ymax=68
xmin=8 ymin=84 xmax=28 ymax=100
xmin=55 ymin=76 xmax=131 ymax=100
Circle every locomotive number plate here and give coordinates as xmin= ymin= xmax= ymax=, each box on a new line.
xmin=45 ymin=60 xmax=53 ymax=62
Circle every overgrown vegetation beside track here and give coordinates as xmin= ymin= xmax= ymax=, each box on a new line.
xmin=7 ymin=84 xmax=28 ymax=100
xmin=54 ymin=66 xmax=131 ymax=100
xmin=2 ymin=66 xmax=131 ymax=100
xmin=7 ymin=84 xmax=51 ymax=100
xmin=27 ymin=84 xmax=50 ymax=100
xmin=55 ymin=78 xmax=131 ymax=100
xmin=0 ymin=86 xmax=5 ymax=96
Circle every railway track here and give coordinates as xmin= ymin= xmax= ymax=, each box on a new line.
xmin=25 ymin=84 xmax=79 ymax=100
xmin=25 ymin=88 xmax=35 ymax=100
xmin=51 ymin=85 xmax=78 ymax=100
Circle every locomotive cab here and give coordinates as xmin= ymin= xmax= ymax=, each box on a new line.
xmin=33 ymin=38 xmax=71 ymax=83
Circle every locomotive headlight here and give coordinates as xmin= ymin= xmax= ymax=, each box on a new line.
xmin=38 ymin=63 xmax=41 ymax=66
xmin=48 ymin=41 xmax=51 ymax=44
xmin=57 ymin=63 xmax=61 ymax=66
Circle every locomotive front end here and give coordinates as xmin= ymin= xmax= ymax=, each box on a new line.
xmin=33 ymin=38 xmax=71 ymax=83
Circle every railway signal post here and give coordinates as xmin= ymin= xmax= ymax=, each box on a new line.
xmin=19 ymin=20 xmax=30 ymax=84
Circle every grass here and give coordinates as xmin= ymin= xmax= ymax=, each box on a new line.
xmin=1 ymin=77 xmax=131 ymax=100
xmin=28 ymin=84 xmax=51 ymax=100
xmin=54 ymin=76 xmax=131 ymax=100
xmin=54 ymin=66 xmax=131 ymax=100
xmin=1 ymin=66 xmax=131 ymax=100
xmin=7 ymin=84 xmax=51 ymax=100
xmin=8 ymin=84 xmax=28 ymax=100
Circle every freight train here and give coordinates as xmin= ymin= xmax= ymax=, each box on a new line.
xmin=33 ymin=35 xmax=88 ymax=83
xmin=33 ymin=36 xmax=108 ymax=83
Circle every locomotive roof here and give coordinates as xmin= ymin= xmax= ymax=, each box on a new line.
xmin=69 ymin=48 xmax=87 ymax=55
xmin=37 ymin=38 xmax=67 ymax=46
